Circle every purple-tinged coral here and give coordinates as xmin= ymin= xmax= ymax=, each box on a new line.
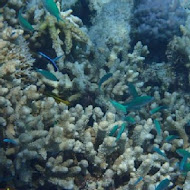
xmin=134 ymin=0 xmax=187 ymax=48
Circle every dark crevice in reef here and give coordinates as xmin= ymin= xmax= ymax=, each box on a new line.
xmin=147 ymin=166 xmax=160 ymax=175
xmin=65 ymin=0 xmax=96 ymax=27
xmin=114 ymin=172 xmax=130 ymax=188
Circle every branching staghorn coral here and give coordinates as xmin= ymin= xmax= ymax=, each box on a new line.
xmin=1 ymin=0 xmax=190 ymax=189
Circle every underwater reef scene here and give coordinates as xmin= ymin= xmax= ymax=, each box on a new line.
xmin=1 ymin=0 xmax=190 ymax=189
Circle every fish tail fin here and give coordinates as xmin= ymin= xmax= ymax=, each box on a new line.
xmin=57 ymin=16 xmax=64 ymax=22
xmin=53 ymin=55 xmax=63 ymax=62
xmin=125 ymin=106 xmax=128 ymax=114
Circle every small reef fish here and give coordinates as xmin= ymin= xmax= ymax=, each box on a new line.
xmin=116 ymin=123 xmax=127 ymax=142
xmin=153 ymin=147 xmax=168 ymax=160
xmin=39 ymin=52 xmax=62 ymax=72
xmin=18 ymin=8 xmax=34 ymax=32
xmin=150 ymin=105 xmax=168 ymax=115
xmin=45 ymin=92 xmax=70 ymax=105
xmin=155 ymin=178 xmax=170 ymax=190
xmin=36 ymin=68 xmax=58 ymax=81
xmin=98 ymin=73 xmax=112 ymax=90
xmin=133 ymin=176 xmax=143 ymax=186
xmin=42 ymin=0 xmax=63 ymax=21
xmin=110 ymin=100 xmax=127 ymax=113
xmin=3 ymin=138 xmax=18 ymax=145
xmin=124 ymin=95 xmax=154 ymax=111
xmin=124 ymin=116 xmax=136 ymax=124
xmin=183 ymin=162 xmax=190 ymax=173
xmin=176 ymin=149 xmax=190 ymax=171
xmin=110 ymin=96 xmax=153 ymax=113
xmin=165 ymin=135 xmax=179 ymax=142
xmin=109 ymin=125 xmax=119 ymax=136
xmin=128 ymin=82 xmax=138 ymax=98
xmin=154 ymin=119 xmax=161 ymax=136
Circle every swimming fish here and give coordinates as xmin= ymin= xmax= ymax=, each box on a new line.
xmin=150 ymin=105 xmax=168 ymax=115
xmin=176 ymin=149 xmax=190 ymax=171
xmin=116 ymin=123 xmax=127 ymax=142
xmin=42 ymin=0 xmax=63 ymax=21
xmin=45 ymin=92 xmax=70 ymax=105
xmin=128 ymin=83 xmax=138 ymax=98
xmin=18 ymin=8 xmax=34 ymax=32
xmin=36 ymin=68 xmax=58 ymax=81
xmin=98 ymin=73 xmax=112 ymax=90
xmin=124 ymin=96 xmax=154 ymax=111
xmin=110 ymin=100 xmax=127 ymax=113
xmin=154 ymin=119 xmax=161 ymax=136
xmin=155 ymin=178 xmax=170 ymax=190
xmin=39 ymin=52 xmax=62 ymax=72
xmin=153 ymin=147 xmax=168 ymax=160
xmin=183 ymin=162 xmax=190 ymax=173
xmin=124 ymin=116 xmax=136 ymax=124
xmin=109 ymin=125 xmax=119 ymax=136
xmin=165 ymin=135 xmax=179 ymax=142
xmin=3 ymin=138 xmax=18 ymax=145
xmin=134 ymin=176 xmax=143 ymax=186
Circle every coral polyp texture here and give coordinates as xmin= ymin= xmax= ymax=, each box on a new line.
xmin=0 ymin=0 xmax=190 ymax=189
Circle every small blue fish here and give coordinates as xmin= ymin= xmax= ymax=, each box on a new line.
xmin=150 ymin=105 xmax=168 ymax=115
xmin=39 ymin=52 xmax=63 ymax=72
xmin=134 ymin=176 xmax=143 ymax=186
xmin=176 ymin=149 xmax=190 ymax=171
xmin=155 ymin=178 xmax=170 ymax=190
xmin=124 ymin=96 xmax=154 ymax=111
xmin=154 ymin=119 xmax=161 ymax=136
xmin=42 ymin=0 xmax=63 ymax=21
xmin=109 ymin=125 xmax=119 ymax=136
xmin=124 ymin=116 xmax=136 ymax=124
xmin=128 ymin=83 xmax=139 ymax=98
xmin=98 ymin=73 xmax=112 ymax=90
xmin=153 ymin=147 xmax=168 ymax=160
xmin=36 ymin=68 xmax=58 ymax=81
xmin=116 ymin=123 xmax=127 ymax=142
xmin=18 ymin=8 xmax=34 ymax=32
xmin=176 ymin=149 xmax=190 ymax=158
xmin=110 ymin=100 xmax=127 ymax=113
xmin=183 ymin=162 xmax=190 ymax=173
xmin=165 ymin=135 xmax=179 ymax=142
xmin=3 ymin=138 xmax=18 ymax=145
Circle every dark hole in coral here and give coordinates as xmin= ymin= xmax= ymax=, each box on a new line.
xmin=114 ymin=172 xmax=130 ymax=188
xmin=134 ymin=160 xmax=142 ymax=168
xmin=106 ymin=152 xmax=121 ymax=166
xmin=68 ymin=0 xmax=96 ymax=27
xmin=150 ymin=129 xmax=157 ymax=137
xmin=0 ymin=0 xmax=8 ymax=8
xmin=74 ymin=175 xmax=87 ymax=189
xmin=185 ymin=124 xmax=190 ymax=138
xmin=142 ymin=139 xmax=153 ymax=152
xmin=79 ymin=91 xmax=97 ymax=108
xmin=87 ymin=115 xmax=94 ymax=127
xmin=75 ymin=153 xmax=86 ymax=162
xmin=87 ymin=162 xmax=102 ymax=177
xmin=127 ymin=124 xmax=136 ymax=139
xmin=147 ymin=166 xmax=160 ymax=175
xmin=102 ymin=66 xmax=109 ymax=72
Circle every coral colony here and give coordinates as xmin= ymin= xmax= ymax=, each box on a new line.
xmin=0 ymin=0 xmax=190 ymax=189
